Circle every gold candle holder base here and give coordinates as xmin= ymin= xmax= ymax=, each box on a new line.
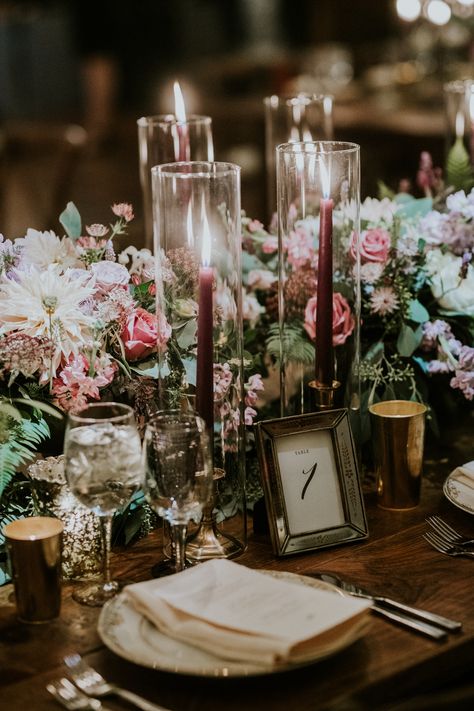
xmin=186 ymin=468 xmax=244 ymax=562
xmin=308 ymin=380 xmax=341 ymax=410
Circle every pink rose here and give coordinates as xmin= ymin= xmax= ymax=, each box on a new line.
xmin=304 ymin=292 xmax=355 ymax=346
xmin=350 ymin=228 xmax=391 ymax=264
xmin=90 ymin=261 xmax=130 ymax=292
xmin=121 ymin=307 xmax=170 ymax=361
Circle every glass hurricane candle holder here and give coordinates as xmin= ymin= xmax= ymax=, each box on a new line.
xmin=444 ymin=80 xmax=474 ymax=179
xmin=277 ymin=141 xmax=360 ymax=423
xmin=137 ymin=114 xmax=214 ymax=248
xmin=152 ymin=161 xmax=246 ymax=560
xmin=264 ymin=93 xmax=333 ymax=220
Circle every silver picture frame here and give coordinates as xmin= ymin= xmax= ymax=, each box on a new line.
xmin=256 ymin=408 xmax=368 ymax=556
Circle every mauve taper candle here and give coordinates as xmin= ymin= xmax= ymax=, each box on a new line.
xmin=315 ymin=161 xmax=334 ymax=386
xmin=195 ymin=221 xmax=214 ymax=432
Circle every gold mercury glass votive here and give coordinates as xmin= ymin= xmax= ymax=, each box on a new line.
xmin=28 ymin=456 xmax=102 ymax=580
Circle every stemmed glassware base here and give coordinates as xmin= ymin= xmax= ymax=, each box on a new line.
xmin=72 ymin=580 xmax=120 ymax=607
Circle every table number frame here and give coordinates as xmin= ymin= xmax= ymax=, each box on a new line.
xmin=256 ymin=409 xmax=368 ymax=556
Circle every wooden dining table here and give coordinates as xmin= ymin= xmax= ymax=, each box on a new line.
xmin=1 ymin=420 xmax=473 ymax=711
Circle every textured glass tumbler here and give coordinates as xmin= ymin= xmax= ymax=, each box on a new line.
xmin=137 ymin=115 xmax=214 ymax=248
xmin=153 ymin=161 xmax=246 ymax=559
xmin=264 ymin=93 xmax=333 ymax=220
xmin=369 ymin=400 xmax=427 ymax=511
xmin=277 ymin=141 xmax=360 ymax=421
xmin=4 ymin=517 xmax=63 ymax=623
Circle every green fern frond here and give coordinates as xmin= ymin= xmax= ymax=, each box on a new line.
xmin=0 ymin=417 xmax=50 ymax=497
xmin=266 ymin=322 xmax=315 ymax=365
xmin=446 ymin=138 xmax=474 ymax=191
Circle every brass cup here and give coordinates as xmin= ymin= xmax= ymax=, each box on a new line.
xmin=369 ymin=400 xmax=427 ymax=511
xmin=3 ymin=516 xmax=63 ymax=623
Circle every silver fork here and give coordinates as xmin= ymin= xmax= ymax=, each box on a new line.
xmin=46 ymin=678 xmax=113 ymax=711
xmin=426 ymin=516 xmax=474 ymax=548
xmin=64 ymin=654 xmax=171 ymax=711
xmin=423 ymin=531 xmax=474 ymax=559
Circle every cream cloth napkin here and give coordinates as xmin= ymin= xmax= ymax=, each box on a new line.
xmin=451 ymin=461 xmax=474 ymax=489
xmin=125 ymin=559 xmax=371 ymax=666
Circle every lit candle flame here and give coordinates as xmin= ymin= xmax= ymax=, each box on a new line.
xmin=319 ymin=156 xmax=331 ymax=199
xmin=455 ymin=110 xmax=465 ymax=138
xmin=173 ymin=81 xmax=187 ymax=123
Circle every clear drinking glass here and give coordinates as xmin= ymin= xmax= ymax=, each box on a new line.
xmin=143 ymin=410 xmax=213 ymax=573
xmin=63 ymin=402 xmax=143 ymax=606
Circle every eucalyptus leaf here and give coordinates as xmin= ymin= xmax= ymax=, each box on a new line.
xmin=408 ymin=299 xmax=429 ymax=324
xmin=446 ymin=138 xmax=474 ymax=191
xmin=176 ymin=319 xmax=197 ymax=350
xmin=397 ymin=324 xmax=422 ymax=357
xmin=362 ymin=341 xmax=384 ymax=365
xmin=59 ymin=201 xmax=82 ymax=240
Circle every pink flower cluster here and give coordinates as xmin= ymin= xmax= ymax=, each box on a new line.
xmin=451 ymin=346 xmax=474 ymax=400
xmin=52 ymin=353 xmax=117 ymax=412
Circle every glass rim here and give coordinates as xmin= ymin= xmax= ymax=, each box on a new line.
xmin=145 ymin=409 xmax=206 ymax=433
xmin=152 ymin=161 xmax=241 ymax=178
xmin=368 ymin=400 xmax=427 ymax=418
xmin=137 ymin=114 xmax=212 ymax=127
xmin=443 ymin=79 xmax=474 ymax=93
xmin=67 ymin=401 xmax=135 ymax=425
xmin=264 ymin=92 xmax=334 ymax=106
xmin=276 ymin=140 xmax=359 ymax=155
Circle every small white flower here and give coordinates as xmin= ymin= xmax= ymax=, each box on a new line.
xmin=360 ymin=262 xmax=384 ymax=284
xmin=370 ymin=286 xmax=399 ymax=316
xmin=361 ymin=197 xmax=397 ymax=225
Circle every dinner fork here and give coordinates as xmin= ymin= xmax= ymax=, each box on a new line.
xmin=423 ymin=531 xmax=474 ymax=559
xmin=64 ymin=654 xmax=171 ymax=711
xmin=46 ymin=678 xmax=113 ymax=711
xmin=426 ymin=516 xmax=474 ymax=548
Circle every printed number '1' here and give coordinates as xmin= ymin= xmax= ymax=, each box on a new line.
xmin=301 ymin=461 xmax=317 ymax=500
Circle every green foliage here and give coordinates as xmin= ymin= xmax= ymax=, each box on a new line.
xmin=266 ymin=322 xmax=315 ymax=365
xmin=59 ymin=201 xmax=82 ymax=240
xmin=446 ymin=139 xmax=474 ymax=192
xmin=0 ymin=415 xmax=50 ymax=497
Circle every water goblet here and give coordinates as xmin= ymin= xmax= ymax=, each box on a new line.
xmin=63 ymin=402 xmax=143 ymax=606
xmin=143 ymin=410 xmax=213 ymax=574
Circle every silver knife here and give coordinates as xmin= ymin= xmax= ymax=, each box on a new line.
xmin=310 ymin=572 xmax=462 ymax=635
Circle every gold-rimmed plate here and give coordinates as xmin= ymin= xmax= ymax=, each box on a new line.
xmin=97 ymin=570 xmax=370 ymax=678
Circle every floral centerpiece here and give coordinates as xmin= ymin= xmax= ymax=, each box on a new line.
xmin=241 ymin=158 xmax=474 ymax=441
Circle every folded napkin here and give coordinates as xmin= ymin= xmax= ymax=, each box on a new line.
xmin=125 ymin=559 xmax=371 ymax=667
xmin=451 ymin=461 xmax=474 ymax=490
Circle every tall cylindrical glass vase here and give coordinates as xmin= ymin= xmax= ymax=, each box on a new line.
xmin=277 ymin=141 xmax=360 ymax=425
xmin=152 ymin=161 xmax=246 ymax=560
xmin=137 ymin=115 xmax=214 ymax=248
xmin=264 ymin=93 xmax=333 ymax=221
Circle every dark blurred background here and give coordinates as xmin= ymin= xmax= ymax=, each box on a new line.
xmin=1 ymin=0 xmax=473 ymax=244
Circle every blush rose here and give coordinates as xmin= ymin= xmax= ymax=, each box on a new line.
xmin=350 ymin=227 xmax=391 ymax=264
xmin=304 ymin=292 xmax=355 ymax=345
xmin=121 ymin=307 xmax=171 ymax=361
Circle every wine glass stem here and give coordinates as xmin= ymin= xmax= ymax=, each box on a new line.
xmin=172 ymin=524 xmax=187 ymax=573
xmin=100 ymin=514 xmax=114 ymax=587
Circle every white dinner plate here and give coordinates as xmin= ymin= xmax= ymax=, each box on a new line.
xmin=443 ymin=471 xmax=474 ymax=515
xmin=97 ymin=570 xmax=370 ymax=678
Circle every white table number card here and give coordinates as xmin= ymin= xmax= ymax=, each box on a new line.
xmin=256 ymin=409 xmax=368 ymax=556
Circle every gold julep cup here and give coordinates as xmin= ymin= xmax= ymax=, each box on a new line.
xmin=369 ymin=400 xmax=427 ymax=511
xmin=3 ymin=516 xmax=64 ymax=623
